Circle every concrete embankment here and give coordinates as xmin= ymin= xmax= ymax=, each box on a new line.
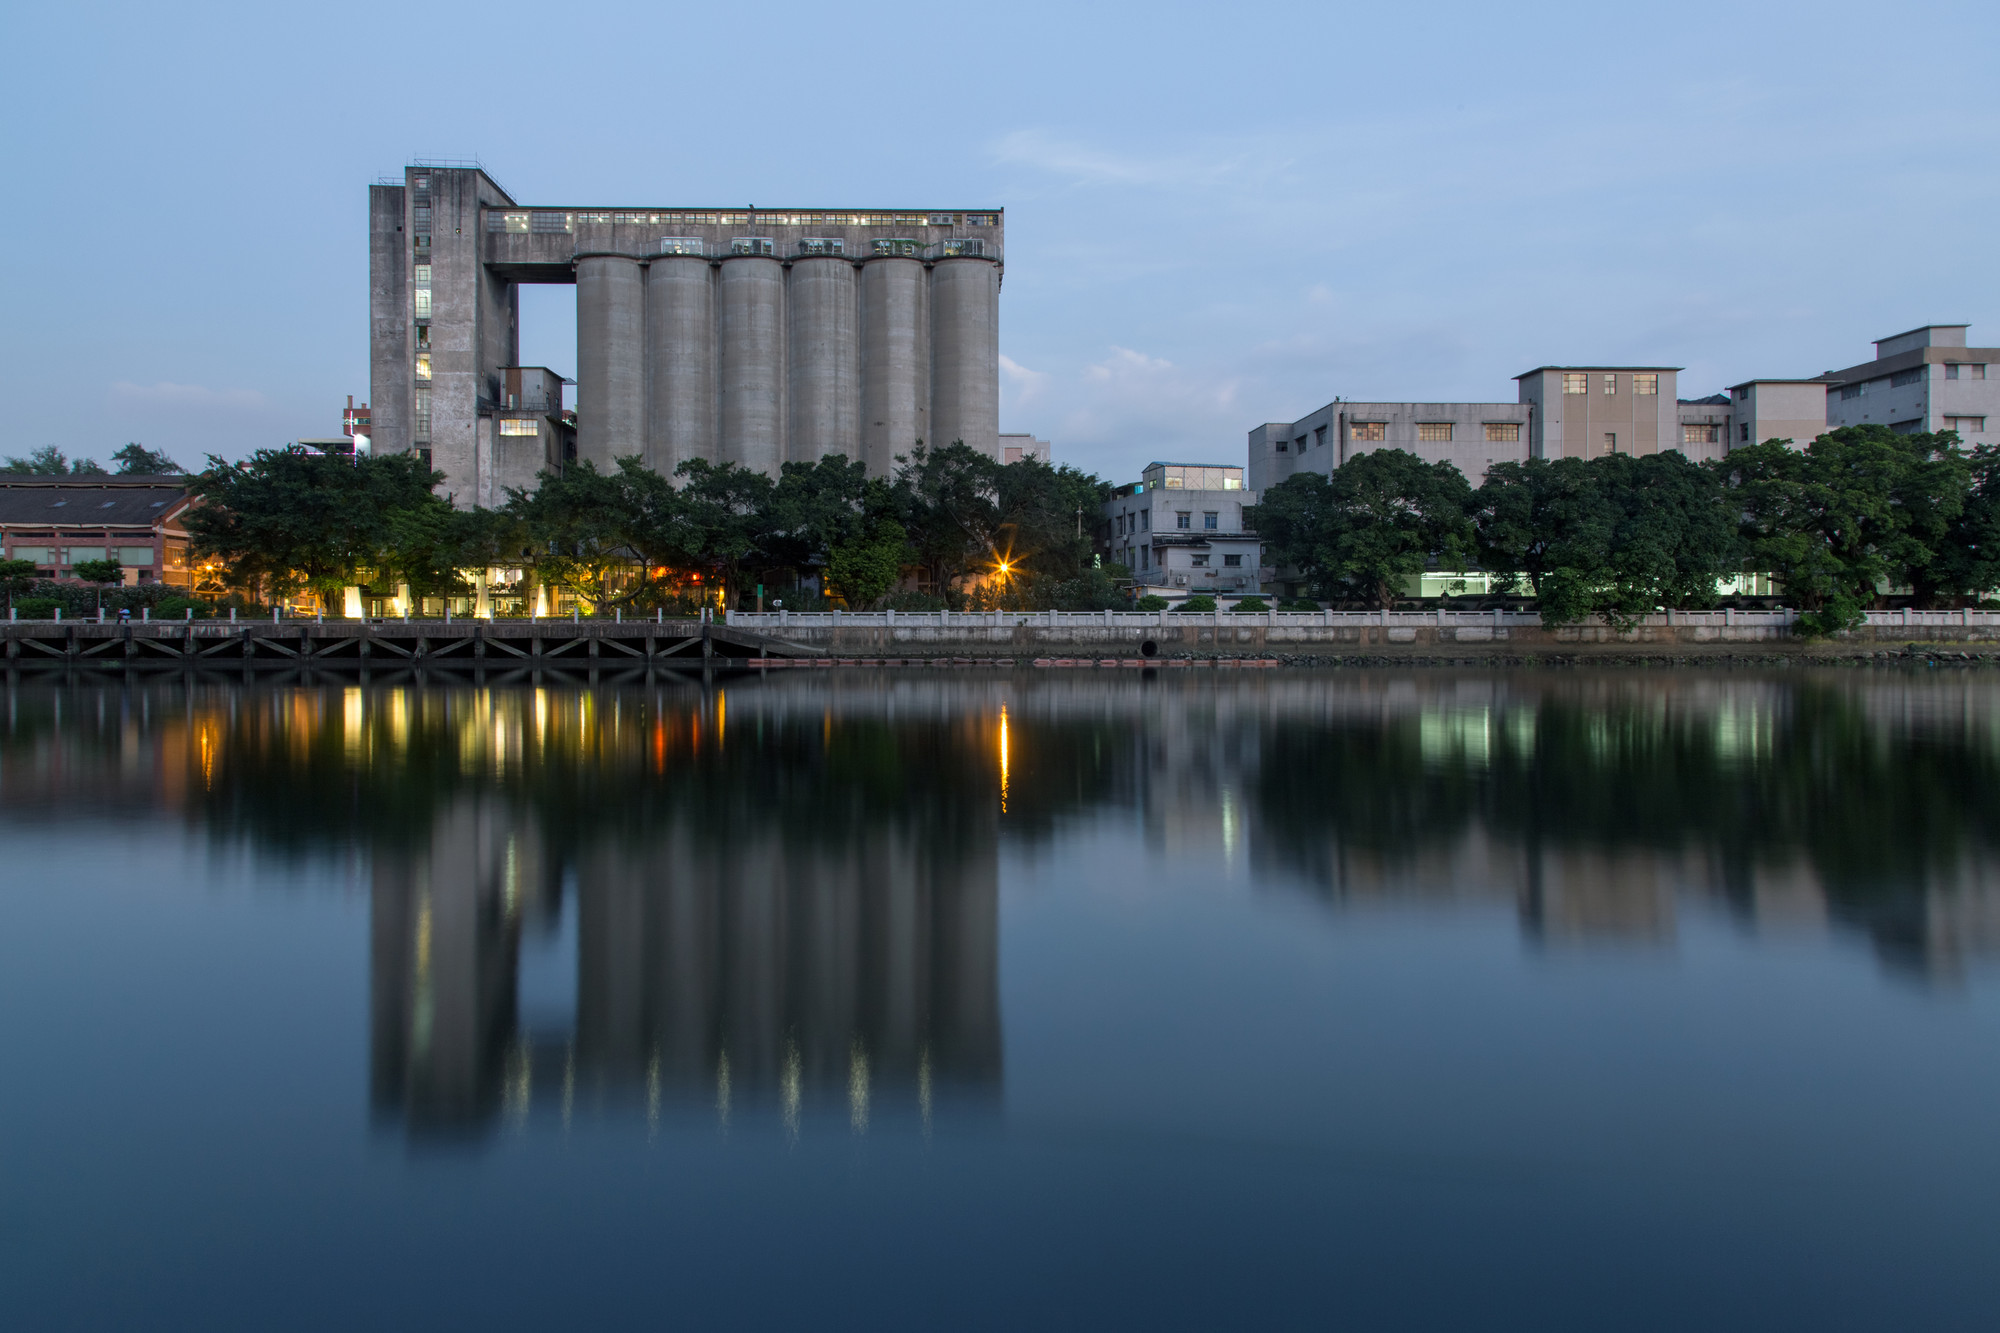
xmin=726 ymin=609 xmax=2000 ymax=664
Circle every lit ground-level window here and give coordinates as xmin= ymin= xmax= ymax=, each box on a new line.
xmin=1485 ymin=422 xmax=1521 ymax=443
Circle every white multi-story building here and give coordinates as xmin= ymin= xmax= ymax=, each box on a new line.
xmin=1820 ymin=325 xmax=1996 ymax=443
xmin=1100 ymin=463 xmax=1264 ymax=600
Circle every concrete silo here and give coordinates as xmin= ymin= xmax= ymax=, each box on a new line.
xmin=644 ymin=254 xmax=716 ymax=474
xmin=719 ymin=252 xmax=786 ymax=475
xmin=576 ymin=255 xmax=645 ymax=468
xmin=861 ymin=254 xmax=927 ymax=478
xmin=929 ymin=255 xmax=1000 ymax=460
xmin=786 ymin=253 xmax=859 ymax=465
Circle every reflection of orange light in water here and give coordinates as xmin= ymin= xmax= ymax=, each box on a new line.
xmin=691 ymin=715 xmax=701 ymax=756
xmin=198 ymin=725 xmax=217 ymax=791
xmin=998 ymin=705 xmax=1009 ymax=814
xmin=717 ymin=692 xmax=725 ymax=748
xmin=652 ymin=721 xmax=667 ymax=773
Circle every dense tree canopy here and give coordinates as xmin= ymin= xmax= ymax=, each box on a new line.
xmin=1722 ymin=427 xmax=1969 ymax=631
xmin=1250 ymin=450 xmax=1474 ymax=608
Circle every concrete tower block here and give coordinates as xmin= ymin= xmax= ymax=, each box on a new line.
xmin=861 ymin=257 xmax=927 ymax=477
xmin=719 ymin=256 xmax=786 ymax=476
xmin=576 ymin=256 xmax=646 ymax=468
xmin=930 ymin=257 xmax=1000 ymax=460
xmin=644 ymin=256 xmax=716 ymax=475
xmin=786 ymin=257 xmax=860 ymax=466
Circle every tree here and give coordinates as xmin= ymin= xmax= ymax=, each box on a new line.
xmin=0 ymin=558 xmax=37 ymax=614
xmin=184 ymin=448 xmax=448 ymax=607
xmin=112 ymin=444 xmax=185 ymax=475
xmin=671 ymin=459 xmax=778 ymax=602
xmin=826 ymin=519 xmax=912 ymax=608
xmin=1929 ymin=443 xmax=2000 ymax=604
xmin=1249 ymin=450 xmax=1474 ymax=608
xmin=1575 ymin=452 xmax=1737 ymax=628
xmin=990 ymin=458 xmax=1110 ymax=605
xmin=505 ymin=461 xmax=640 ymax=612
xmin=1473 ymin=457 xmax=1616 ymax=605
xmin=3 ymin=445 xmax=105 ymax=475
xmin=758 ymin=454 xmax=871 ymax=582
xmin=71 ymin=558 xmax=122 ymax=612
xmin=1724 ymin=427 xmax=1969 ymax=632
xmin=889 ymin=441 xmax=1000 ymax=594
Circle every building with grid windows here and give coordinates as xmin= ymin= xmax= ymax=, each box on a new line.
xmin=370 ymin=164 xmax=1004 ymax=509
xmin=1099 ymin=463 xmax=1264 ymax=598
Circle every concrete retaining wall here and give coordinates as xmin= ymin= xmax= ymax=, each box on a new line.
xmin=727 ymin=608 xmax=2000 ymax=656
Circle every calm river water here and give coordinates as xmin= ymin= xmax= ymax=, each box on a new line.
xmin=2 ymin=668 xmax=1998 ymax=1330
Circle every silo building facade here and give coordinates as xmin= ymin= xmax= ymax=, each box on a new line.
xmin=368 ymin=165 xmax=1004 ymax=508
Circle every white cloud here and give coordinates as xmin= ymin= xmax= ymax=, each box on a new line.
xmin=999 ymin=353 xmax=1051 ymax=409
xmin=111 ymin=381 xmax=267 ymax=411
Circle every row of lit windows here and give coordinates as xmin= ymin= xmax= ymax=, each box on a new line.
xmin=490 ymin=210 xmax=997 ymax=234
xmin=1945 ymin=415 xmax=1988 ymax=434
xmin=499 ymin=418 xmax=540 ymax=436
xmin=6 ymin=546 xmax=156 ymax=567
xmin=635 ymin=235 xmax=994 ymax=261
xmin=1561 ymin=373 xmax=1660 ymax=395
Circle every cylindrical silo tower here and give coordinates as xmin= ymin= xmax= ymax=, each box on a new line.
xmin=644 ymin=256 xmax=716 ymax=475
xmin=575 ymin=256 xmax=645 ymax=468
xmin=718 ymin=255 xmax=785 ymax=476
xmin=786 ymin=256 xmax=859 ymax=466
xmin=930 ymin=257 xmax=1001 ymax=462
xmin=860 ymin=256 xmax=926 ymax=478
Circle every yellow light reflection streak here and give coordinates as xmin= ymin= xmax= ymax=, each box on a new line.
xmin=998 ymin=705 xmax=1010 ymax=814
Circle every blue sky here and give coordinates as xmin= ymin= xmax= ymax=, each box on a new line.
xmin=4 ymin=0 xmax=1996 ymax=484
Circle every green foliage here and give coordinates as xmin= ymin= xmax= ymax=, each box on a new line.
xmin=1250 ymin=450 xmax=1474 ymax=608
xmin=887 ymin=441 xmax=1000 ymax=593
xmin=1178 ymin=595 xmax=1218 ymax=612
xmin=2 ymin=445 xmax=104 ymax=475
xmin=1923 ymin=442 xmax=2000 ymax=604
xmin=1488 ymin=452 xmax=1737 ymax=628
xmin=71 ymin=558 xmax=121 ymax=587
xmin=1723 ymin=426 xmax=1969 ymax=631
xmin=1230 ymin=596 xmax=1269 ymax=612
xmin=112 ymin=444 xmax=184 ymax=475
xmin=185 ymin=448 xmax=453 ymax=604
xmin=0 ymin=557 xmax=37 ymax=612
xmin=1472 ymin=457 xmax=1615 ymax=603
xmin=504 ymin=460 xmax=640 ymax=611
xmin=1039 ymin=565 xmax=1128 ymax=612
xmin=1134 ymin=594 xmax=1170 ymax=611
xmin=1277 ymin=597 xmax=1321 ymax=611
xmin=827 ymin=519 xmax=912 ymax=608
xmin=14 ymin=597 xmax=59 ymax=618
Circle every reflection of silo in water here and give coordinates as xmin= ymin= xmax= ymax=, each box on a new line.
xmin=786 ymin=255 xmax=858 ymax=464
xmin=719 ymin=254 xmax=785 ymax=474
xmin=571 ymin=812 xmax=1002 ymax=1121
xmin=370 ymin=797 xmax=547 ymax=1134
xmin=644 ymin=255 xmax=715 ymax=474
xmin=861 ymin=255 xmax=926 ymax=476
xmin=929 ymin=256 xmax=999 ymax=458
xmin=575 ymin=256 xmax=645 ymax=467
